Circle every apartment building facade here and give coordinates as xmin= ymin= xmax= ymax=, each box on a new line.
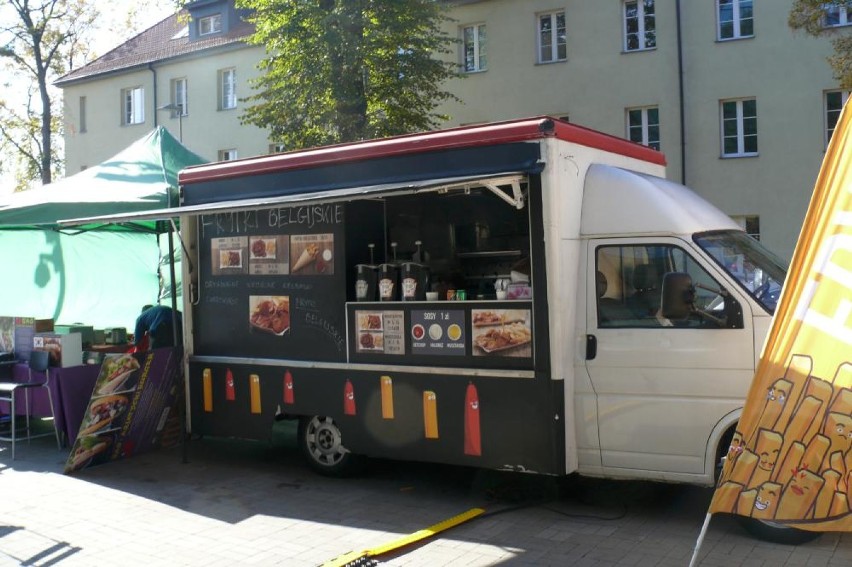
xmin=57 ymin=0 xmax=848 ymax=259
xmin=56 ymin=0 xmax=268 ymax=171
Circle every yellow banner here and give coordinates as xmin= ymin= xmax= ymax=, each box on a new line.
xmin=709 ymin=102 xmax=852 ymax=530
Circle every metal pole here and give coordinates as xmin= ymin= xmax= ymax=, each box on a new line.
xmin=166 ymin=223 xmax=188 ymax=464
xmin=178 ymin=104 xmax=183 ymax=143
xmin=676 ymin=0 xmax=687 ymax=185
xmin=688 ymin=512 xmax=712 ymax=567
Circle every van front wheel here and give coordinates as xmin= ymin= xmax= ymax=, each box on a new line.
xmin=736 ymin=517 xmax=821 ymax=545
xmin=298 ymin=416 xmax=362 ymax=477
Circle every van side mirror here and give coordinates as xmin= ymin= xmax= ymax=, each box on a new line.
xmin=661 ymin=272 xmax=695 ymax=320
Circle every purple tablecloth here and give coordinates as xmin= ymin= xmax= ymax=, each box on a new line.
xmin=0 ymin=363 xmax=100 ymax=445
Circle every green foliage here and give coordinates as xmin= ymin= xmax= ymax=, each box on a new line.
xmin=236 ymin=0 xmax=460 ymax=149
xmin=789 ymin=1 xmax=852 ymax=89
xmin=0 ymin=0 xmax=97 ymax=187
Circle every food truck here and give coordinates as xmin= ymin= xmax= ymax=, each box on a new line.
xmin=70 ymin=117 xmax=788 ymax=490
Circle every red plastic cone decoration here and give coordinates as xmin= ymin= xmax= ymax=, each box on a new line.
xmin=284 ymin=370 xmax=294 ymax=405
xmin=344 ymin=379 xmax=356 ymax=416
xmin=464 ymin=382 xmax=481 ymax=456
xmin=225 ymin=368 xmax=235 ymax=401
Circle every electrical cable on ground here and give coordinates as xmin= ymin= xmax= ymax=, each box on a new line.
xmin=320 ymin=476 xmax=629 ymax=566
xmin=321 ymin=507 xmax=485 ymax=567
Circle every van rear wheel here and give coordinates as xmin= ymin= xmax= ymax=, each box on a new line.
xmin=297 ymin=416 xmax=362 ymax=477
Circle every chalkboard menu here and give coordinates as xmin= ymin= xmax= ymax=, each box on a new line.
xmin=195 ymin=205 xmax=347 ymax=362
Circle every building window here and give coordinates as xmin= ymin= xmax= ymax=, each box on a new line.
xmin=538 ymin=11 xmax=567 ymax=63
xmin=462 ymin=24 xmax=486 ymax=72
xmin=826 ymin=90 xmax=850 ymax=146
xmin=717 ymin=0 xmax=753 ymax=40
xmin=219 ymin=68 xmax=236 ymax=110
xmin=731 ymin=215 xmax=761 ymax=240
xmin=721 ymin=98 xmax=757 ymax=157
xmin=121 ymin=86 xmax=144 ymax=125
xmin=624 ymin=1 xmax=656 ymax=52
xmin=269 ymin=143 xmax=286 ymax=154
xmin=824 ymin=4 xmax=851 ymax=27
xmin=79 ymin=96 xmax=87 ymax=133
xmin=171 ymin=78 xmax=188 ymax=116
xmin=219 ymin=149 xmax=238 ymax=161
xmin=626 ymin=106 xmax=660 ymax=151
xmin=199 ymin=14 xmax=222 ymax=36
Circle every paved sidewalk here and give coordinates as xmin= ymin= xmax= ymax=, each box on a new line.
xmin=2 ymin=423 xmax=852 ymax=566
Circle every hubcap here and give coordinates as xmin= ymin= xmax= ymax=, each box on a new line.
xmin=305 ymin=416 xmax=347 ymax=467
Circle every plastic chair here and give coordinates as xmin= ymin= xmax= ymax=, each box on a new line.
xmin=0 ymin=350 xmax=62 ymax=459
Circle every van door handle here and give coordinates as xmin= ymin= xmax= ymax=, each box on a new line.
xmin=586 ymin=335 xmax=597 ymax=360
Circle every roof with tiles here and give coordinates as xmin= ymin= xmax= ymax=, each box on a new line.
xmin=55 ymin=11 xmax=255 ymax=86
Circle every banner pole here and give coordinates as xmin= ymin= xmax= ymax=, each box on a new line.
xmin=688 ymin=513 xmax=712 ymax=567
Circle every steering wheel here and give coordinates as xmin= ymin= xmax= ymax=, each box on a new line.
xmin=753 ymin=281 xmax=778 ymax=303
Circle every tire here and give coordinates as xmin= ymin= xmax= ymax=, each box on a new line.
xmin=715 ymin=429 xmax=822 ymax=545
xmin=297 ymin=416 xmax=363 ymax=477
xmin=714 ymin=428 xmax=735 ymax=484
xmin=736 ymin=517 xmax=822 ymax=545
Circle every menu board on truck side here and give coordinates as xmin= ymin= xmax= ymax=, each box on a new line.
xmin=196 ymin=204 xmax=348 ymax=362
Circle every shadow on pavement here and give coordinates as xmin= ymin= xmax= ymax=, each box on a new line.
xmin=0 ymin=420 xmax=835 ymax=566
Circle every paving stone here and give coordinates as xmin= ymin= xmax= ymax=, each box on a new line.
xmin=3 ymin=431 xmax=852 ymax=566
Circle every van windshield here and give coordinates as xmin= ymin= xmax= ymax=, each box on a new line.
xmin=694 ymin=230 xmax=788 ymax=314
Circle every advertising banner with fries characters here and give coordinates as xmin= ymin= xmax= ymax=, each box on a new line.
xmin=64 ymin=348 xmax=182 ymax=474
xmin=708 ymin=104 xmax=852 ymax=530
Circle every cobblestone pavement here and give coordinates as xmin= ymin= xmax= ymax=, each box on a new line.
xmin=2 ymin=422 xmax=852 ymax=566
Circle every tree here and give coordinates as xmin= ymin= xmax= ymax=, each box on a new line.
xmin=0 ymin=0 xmax=98 ymax=187
xmin=236 ymin=0 xmax=460 ymax=149
xmin=789 ymin=1 xmax=852 ymax=89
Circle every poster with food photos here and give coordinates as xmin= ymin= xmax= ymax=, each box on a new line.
xmin=471 ymin=309 xmax=532 ymax=358
xmin=65 ymin=348 xmax=182 ymax=474
xmin=354 ymin=310 xmax=404 ymax=355
xmin=410 ymin=309 xmax=466 ymax=356
xmin=248 ymin=235 xmax=290 ymax=275
xmin=211 ymin=236 xmax=248 ymax=275
xmin=290 ymin=234 xmax=334 ymax=275
xmin=249 ymin=295 xmax=291 ymax=336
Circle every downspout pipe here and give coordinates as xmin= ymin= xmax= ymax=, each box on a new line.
xmin=676 ymin=0 xmax=686 ymax=185
xmin=150 ymin=63 xmax=159 ymax=128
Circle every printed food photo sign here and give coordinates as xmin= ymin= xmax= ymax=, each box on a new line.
xmin=65 ymin=349 xmax=182 ymax=474
xmin=411 ymin=309 xmax=466 ymax=356
xmin=211 ymin=236 xmax=248 ymax=276
xmin=249 ymin=296 xmax=291 ymax=336
xmin=354 ymin=310 xmax=404 ymax=355
xmin=290 ymin=234 xmax=334 ymax=275
xmin=471 ymin=309 xmax=532 ymax=358
xmin=0 ymin=317 xmax=13 ymax=352
xmin=248 ymin=235 xmax=290 ymax=275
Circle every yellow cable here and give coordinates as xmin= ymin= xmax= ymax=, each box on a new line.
xmin=321 ymin=507 xmax=485 ymax=567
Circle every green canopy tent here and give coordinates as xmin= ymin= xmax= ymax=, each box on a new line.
xmin=0 ymin=127 xmax=206 ymax=330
